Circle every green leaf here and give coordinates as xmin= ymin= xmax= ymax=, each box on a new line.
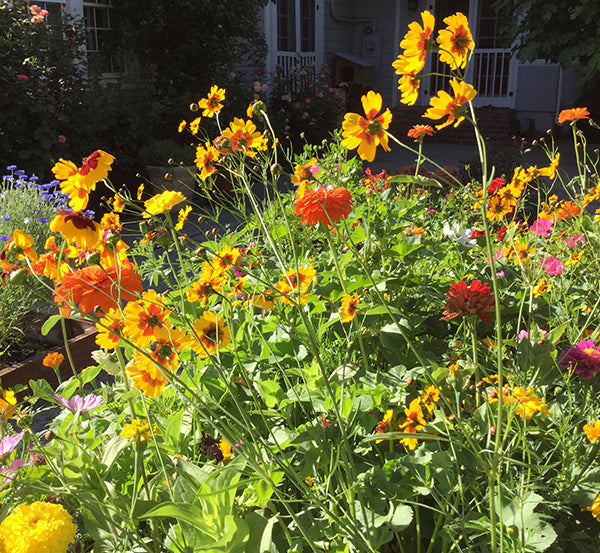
xmin=41 ymin=314 xmax=62 ymax=336
xmin=101 ymin=436 xmax=128 ymax=475
xmin=258 ymin=379 xmax=286 ymax=408
xmin=29 ymin=378 xmax=56 ymax=401
xmin=140 ymin=501 xmax=205 ymax=527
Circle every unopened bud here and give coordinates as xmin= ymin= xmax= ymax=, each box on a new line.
xmin=490 ymin=425 xmax=497 ymax=434
xmin=86 ymin=252 xmax=101 ymax=266
xmin=406 ymin=377 xmax=415 ymax=386
xmin=16 ymin=412 xmax=32 ymax=427
xmin=9 ymin=268 xmax=28 ymax=285
xmin=190 ymin=102 xmax=199 ymax=112
xmin=164 ymin=172 xmax=173 ymax=181
xmin=252 ymin=100 xmax=267 ymax=117
xmin=270 ymin=163 xmax=282 ymax=176
xmin=44 ymin=430 xmax=54 ymax=442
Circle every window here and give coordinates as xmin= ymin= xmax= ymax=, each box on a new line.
xmin=277 ymin=0 xmax=315 ymax=53
xmin=83 ymin=0 xmax=115 ymax=74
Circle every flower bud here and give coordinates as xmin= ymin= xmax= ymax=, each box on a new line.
xmin=86 ymin=252 xmax=101 ymax=266
xmin=270 ymin=163 xmax=282 ymax=176
xmin=252 ymin=100 xmax=267 ymax=117
xmin=17 ymin=412 xmax=32 ymax=428
xmin=190 ymin=102 xmax=199 ymax=112
xmin=9 ymin=268 xmax=28 ymax=286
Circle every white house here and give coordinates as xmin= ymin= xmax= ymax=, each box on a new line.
xmin=263 ymin=0 xmax=581 ymax=132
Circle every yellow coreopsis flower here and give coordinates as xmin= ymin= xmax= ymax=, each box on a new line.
xmin=399 ymin=10 xmax=435 ymax=73
xmin=584 ymin=421 xmax=600 ymax=442
xmin=423 ymin=78 xmax=476 ymax=130
xmin=340 ymin=293 xmax=359 ymax=322
xmin=189 ymin=311 xmax=231 ymax=358
xmin=341 ymin=91 xmax=392 ymax=162
xmin=174 ymin=205 xmax=192 ymax=231
xmin=198 ymin=85 xmax=226 ymax=117
xmin=436 ymin=12 xmax=474 ymax=70
xmin=195 ymin=142 xmax=220 ymax=181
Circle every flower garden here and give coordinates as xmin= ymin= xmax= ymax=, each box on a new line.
xmin=2 ymin=10 xmax=600 ymax=553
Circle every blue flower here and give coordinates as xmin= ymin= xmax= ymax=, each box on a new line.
xmin=37 ymin=217 xmax=49 ymax=223
xmin=5 ymin=165 xmax=17 ymax=171
xmin=83 ymin=210 xmax=95 ymax=218
xmin=14 ymin=170 xmax=25 ymax=175
xmin=29 ymin=176 xmax=39 ymax=182
xmin=0 ymin=235 xmax=9 ymax=241
xmin=1 ymin=215 xmax=10 ymax=221
xmin=2 ymin=175 xmax=11 ymax=180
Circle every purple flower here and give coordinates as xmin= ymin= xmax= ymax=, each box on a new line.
xmin=6 ymin=165 xmax=17 ymax=171
xmin=37 ymin=217 xmax=49 ymax=223
xmin=55 ymin=393 xmax=104 ymax=413
xmin=1 ymin=215 xmax=10 ymax=221
xmin=0 ymin=430 xmax=25 ymax=457
xmin=0 ymin=235 xmax=9 ymax=242
xmin=0 ymin=459 xmax=27 ymax=484
xmin=560 ymin=339 xmax=600 ymax=379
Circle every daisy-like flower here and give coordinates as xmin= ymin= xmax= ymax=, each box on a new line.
xmin=0 ymin=430 xmax=25 ymax=458
xmin=423 ymin=78 xmax=477 ymax=130
xmin=293 ymin=186 xmax=353 ymax=226
xmin=502 ymin=386 xmax=550 ymax=419
xmin=420 ymin=385 xmax=441 ymax=417
xmin=291 ymin=158 xmax=319 ymax=193
xmin=274 ymin=266 xmax=316 ymax=305
xmin=123 ymin=289 xmax=172 ymax=347
xmin=585 ymin=493 xmax=600 ymax=521
xmin=436 ymin=12 xmax=474 ymax=70
xmin=143 ymin=190 xmax=186 ymax=218
xmin=341 ymin=91 xmax=392 ymax=162
xmin=3 ymin=229 xmax=38 ymax=264
xmin=583 ymin=421 xmax=600 ymax=442
xmin=198 ymin=85 xmax=226 ymax=117
xmin=532 ymin=278 xmax=552 ymax=298
xmin=189 ymin=311 xmax=231 ymax=358
xmin=195 ymin=142 xmax=220 ymax=181
xmin=174 ymin=205 xmax=192 ymax=231
xmin=55 ymin=393 xmax=104 ymax=414
xmin=340 ymin=293 xmax=359 ymax=322
xmin=220 ymin=118 xmax=268 ymax=157
xmin=558 ymin=107 xmax=590 ymax=124
xmin=95 ymin=307 xmax=124 ymax=349
xmin=0 ymin=501 xmax=77 ymax=553
xmin=189 ymin=117 xmax=202 ymax=135
xmin=375 ymin=409 xmax=394 ymax=443
xmin=178 ymin=120 xmax=186 ymax=133
xmin=560 ymin=339 xmax=600 ymax=379
xmin=0 ymin=389 xmax=16 ymax=422
xmin=126 ymin=358 xmax=169 ymax=397
xmin=407 ymin=124 xmax=434 ymax=140
xmin=486 ymin=195 xmax=515 ymax=222
xmin=120 ymin=419 xmax=159 ymax=443
xmin=399 ymin=10 xmax=436 ymax=73
xmin=398 ymin=72 xmax=421 ymax=106
xmin=441 ymin=280 xmax=496 ymax=323
xmin=52 ymin=150 xmax=115 ymax=211
xmin=398 ymin=398 xmax=427 ymax=450
xmin=443 ymin=221 xmax=475 ymax=248
xmin=50 ymin=210 xmax=100 ymax=250
xmin=53 ymin=261 xmax=143 ymax=316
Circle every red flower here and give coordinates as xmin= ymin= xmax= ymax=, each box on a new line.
xmin=54 ymin=261 xmax=143 ymax=316
xmin=441 ymin=280 xmax=496 ymax=323
xmin=293 ymin=186 xmax=353 ymax=226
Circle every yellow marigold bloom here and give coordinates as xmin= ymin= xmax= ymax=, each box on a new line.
xmin=398 ymin=398 xmax=427 ymax=450
xmin=436 ymin=12 xmax=473 ymax=70
xmin=50 ymin=210 xmax=101 ymax=250
xmin=95 ymin=307 xmax=124 ymax=350
xmin=375 ymin=409 xmax=394 ymax=443
xmin=175 ymin=205 xmax=192 ymax=231
xmin=532 ymin=278 xmax=552 ymax=298
xmin=52 ymin=150 xmax=115 ymax=211
xmin=100 ymin=211 xmax=122 ymax=236
xmin=125 ymin=358 xmax=169 ymax=397
xmin=221 ymin=118 xmax=268 ymax=157
xmin=123 ymin=289 xmax=172 ymax=347
xmin=340 ymin=293 xmax=359 ymax=322
xmin=42 ymin=352 xmax=64 ymax=368
xmin=0 ymin=501 xmax=77 ymax=553
xmin=583 ymin=421 xmax=600 ymax=442
xmin=142 ymin=190 xmax=186 ymax=218
xmin=423 ymin=78 xmax=476 ymax=130
xmin=189 ymin=311 xmax=231 ymax=358
xmin=341 ymin=91 xmax=392 ymax=162
xmin=0 ymin=389 xmax=17 ymax=422
xmin=219 ymin=438 xmax=232 ymax=462
xmin=399 ymin=10 xmax=435 ymax=74
xmin=195 ymin=142 xmax=220 ymax=181
xmin=120 ymin=418 xmax=159 ymax=443
xmin=198 ymin=85 xmax=225 ymax=117
xmin=274 ymin=265 xmax=316 ymax=305
xmin=190 ymin=116 xmax=202 ymax=135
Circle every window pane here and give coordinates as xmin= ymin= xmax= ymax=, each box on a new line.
xmin=277 ymin=0 xmax=296 ymax=52
xmin=300 ymin=0 xmax=315 ymax=52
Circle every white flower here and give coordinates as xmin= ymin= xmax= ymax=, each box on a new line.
xmin=91 ymin=349 xmax=120 ymax=375
xmin=443 ymin=221 xmax=476 ymax=248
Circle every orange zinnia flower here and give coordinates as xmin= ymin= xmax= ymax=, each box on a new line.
xmin=441 ymin=280 xmax=496 ymax=323
xmin=423 ymin=78 xmax=477 ymax=129
xmin=407 ymin=124 xmax=434 ymax=140
xmin=198 ymin=85 xmax=226 ymax=117
xmin=53 ymin=261 xmax=143 ymax=316
xmin=341 ymin=91 xmax=392 ymax=162
xmin=558 ymin=107 xmax=590 ymax=124
xmin=436 ymin=12 xmax=474 ymax=70
xmin=293 ymin=186 xmax=353 ymax=226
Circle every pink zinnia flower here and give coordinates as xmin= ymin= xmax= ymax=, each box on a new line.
xmin=55 ymin=393 xmax=104 ymax=413
xmin=540 ymin=256 xmax=564 ymax=275
xmin=0 ymin=430 xmax=25 ymax=458
xmin=560 ymin=339 xmax=600 ymax=379
xmin=530 ymin=218 xmax=553 ymax=237
xmin=565 ymin=233 xmax=585 ymax=249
